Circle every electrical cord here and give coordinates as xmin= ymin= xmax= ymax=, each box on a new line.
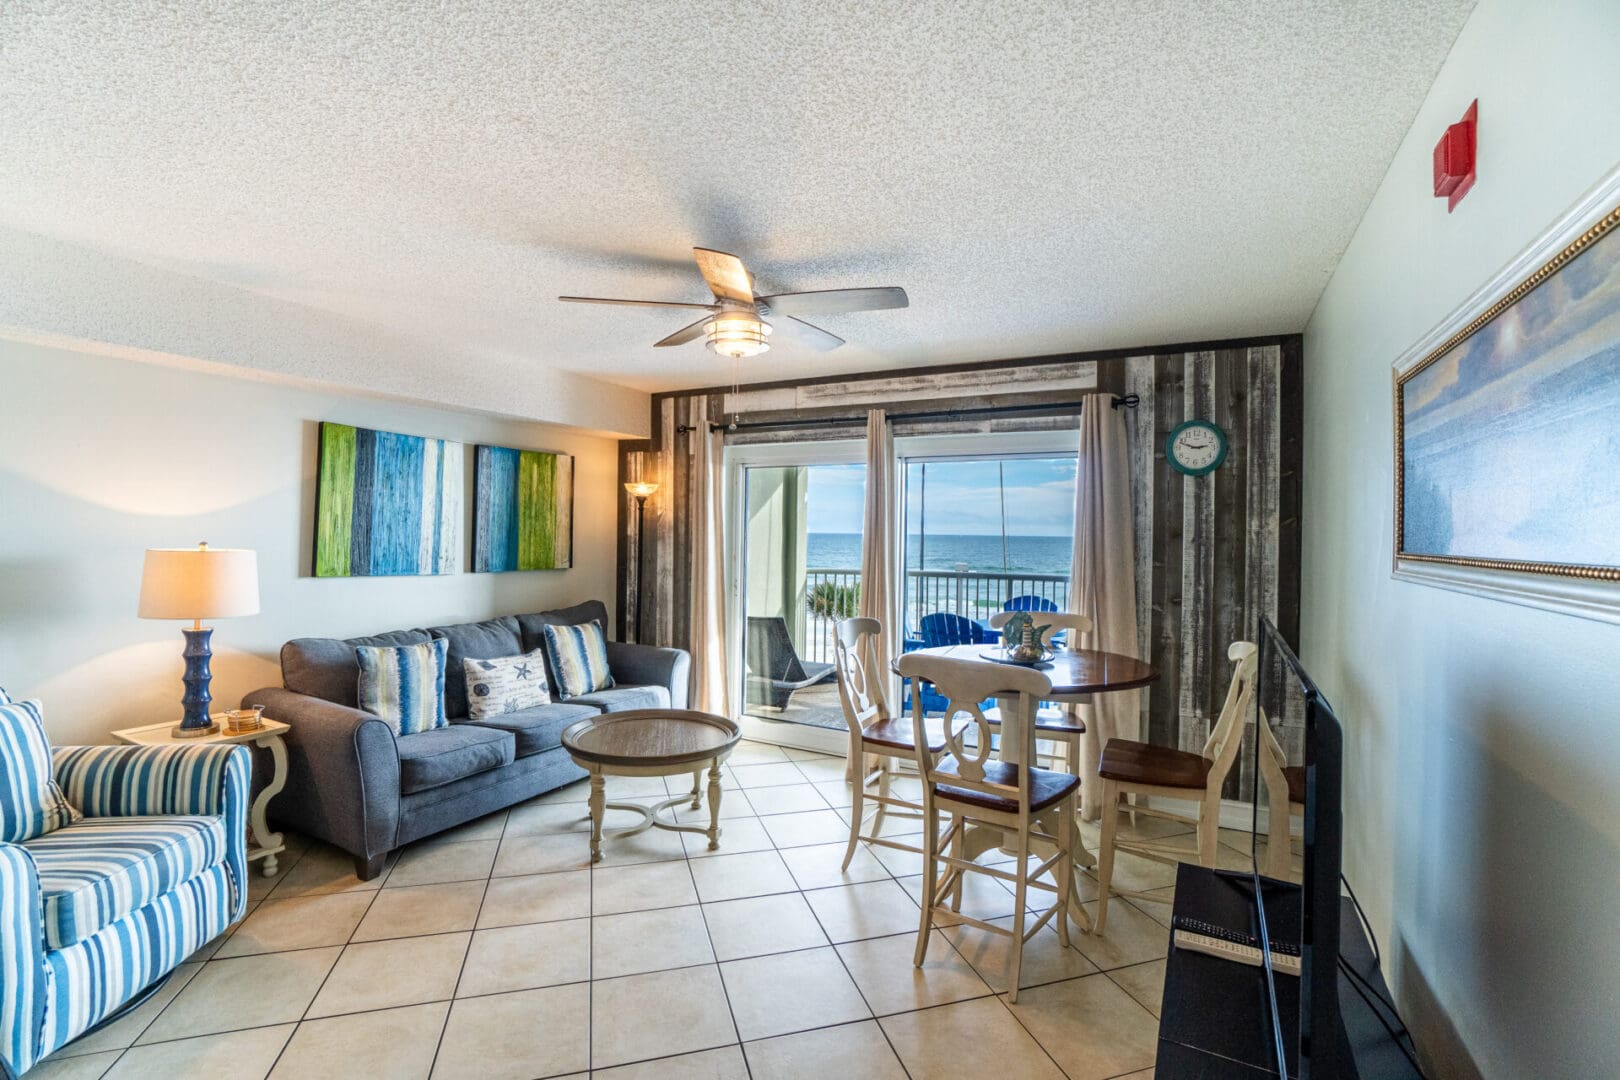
xmin=1340 ymin=874 xmax=1429 ymax=1078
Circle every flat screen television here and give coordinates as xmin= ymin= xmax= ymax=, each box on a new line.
xmin=1251 ymin=617 xmax=1348 ymax=1078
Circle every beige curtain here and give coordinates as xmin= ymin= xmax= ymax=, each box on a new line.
xmin=1070 ymin=394 xmax=1140 ymax=819
xmin=688 ymin=413 xmax=731 ymax=717
xmin=858 ymin=409 xmax=898 ymax=684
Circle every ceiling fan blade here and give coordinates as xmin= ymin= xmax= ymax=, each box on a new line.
xmin=691 ymin=248 xmax=755 ymax=303
xmin=653 ymin=316 xmax=712 ymax=348
xmin=757 ymin=286 xmax=909 ymax=317
xmin=770 ymin=314 xmax=844 ymax=351
xmin=558 ymin=296 xmax=719 ymax=311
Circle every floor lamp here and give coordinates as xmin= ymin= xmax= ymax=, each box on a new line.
xmin=624 ymin=450 xmax=662 ymax=644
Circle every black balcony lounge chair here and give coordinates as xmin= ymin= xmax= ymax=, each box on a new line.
xmin=745 ymin=615 xmax=836 ymax=709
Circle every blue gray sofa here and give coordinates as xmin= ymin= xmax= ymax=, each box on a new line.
xmin=244 ymin=600 xmax=690 ymax=879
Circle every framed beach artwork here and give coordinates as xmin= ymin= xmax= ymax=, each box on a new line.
xmin=1394 ymin=169 xmax=1620 ymax=624
xmin=472 ymin=445 xmax=575 ymax=571
xmin=313 ymin=422 xmax=463 ymax=577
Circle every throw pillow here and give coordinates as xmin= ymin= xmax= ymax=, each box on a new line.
xmin=464 ymin=649 xmax=552 ymax=719
xmin=0 ymin=698 xmax=82 ymax=843
xmin=540 ymin=621 xmax=615 ymax=698
xmin=356 ymin=639 xmax=449 ymax=736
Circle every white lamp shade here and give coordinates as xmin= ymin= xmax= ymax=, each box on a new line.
xmin=138 ymin=546 xmax=260 ymax=620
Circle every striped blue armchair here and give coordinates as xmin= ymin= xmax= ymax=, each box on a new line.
xmin=1 ymin=715 xmax=250 ymax=1076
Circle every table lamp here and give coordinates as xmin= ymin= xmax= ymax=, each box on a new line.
xmin=138 ymin=542 xmax=260 ymax=737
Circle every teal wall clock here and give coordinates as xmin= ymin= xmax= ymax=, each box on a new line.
xmin=1166 ymin=420 xmax=1228 ymax=476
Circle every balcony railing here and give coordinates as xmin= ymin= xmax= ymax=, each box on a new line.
xmin=799 ymin=567 xmax=1070 ymax=665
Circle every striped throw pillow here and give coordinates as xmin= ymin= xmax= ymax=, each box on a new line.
xmin=0 ymin=698 xmax=82 ymax=843
xmin=541 ymin=622 xmax=615 ymax=698
xmin=465 ymin=649 xmax=552 ymax=720
xmin=356 ymin=639 xmax=449 ymax=736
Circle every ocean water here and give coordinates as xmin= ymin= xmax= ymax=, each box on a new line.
xmin=808 ymin=532 xmax=1071 ymax=574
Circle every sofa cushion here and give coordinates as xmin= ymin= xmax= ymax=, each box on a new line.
xmin=429 ymin=616 xmax=523 ymax=719
xmin=283 ymin=629 xmax=432 ymax=707
xmin=396 ymin=725 xmax=514 ymax=794
xmin=459 ymin=702 xmax=600 ymax=757
xmin=1 ymin=698 xmax=81 ymax=844
xmin=568 ymin=685 xmax=672 ymax=713
xmin=516 ymin=601 xmax=611 ymax=654
xmin=24 ymin=814 xmax=227 ymax=948
xmin=357 ymin=639 xmax=450 ymax=736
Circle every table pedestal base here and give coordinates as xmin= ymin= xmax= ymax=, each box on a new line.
xmin=587 ymin=765 xmax=723 ymax=864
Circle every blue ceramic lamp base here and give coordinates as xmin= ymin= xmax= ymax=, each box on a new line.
xmin=174 ymin=626 xmax=219 ymax=739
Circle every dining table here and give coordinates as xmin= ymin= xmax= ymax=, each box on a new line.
xmin=892 ymin=642 xmax=1160 ymax=930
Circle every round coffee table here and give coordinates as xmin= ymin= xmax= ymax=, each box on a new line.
xmin=561 ymin=709 xmax=741 ymax=863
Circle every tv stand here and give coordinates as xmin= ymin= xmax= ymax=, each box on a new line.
xmin=1156 ymin=864 xmax=1421 ymax=1078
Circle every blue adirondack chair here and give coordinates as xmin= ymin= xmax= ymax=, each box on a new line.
xmin=1003 ymin=594 xmax=1060 ymax=613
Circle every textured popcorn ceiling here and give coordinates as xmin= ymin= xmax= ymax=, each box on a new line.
xmin=0 ymin=1 xmax=1475 ymax=401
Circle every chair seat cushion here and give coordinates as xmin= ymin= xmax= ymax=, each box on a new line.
xmin=459 ymin=703 xmax=600 ymax=757
xmin=1098 ymin=739 xmax=1211 ymax=790
xmin=24 ymin=814 xmax=227 ymax=948
xmin=568 ymin=685 xmax=671 ymax=713
xmin=396 ymin=726 xmax=514 ymax=794
xmin=861 ymin=715 xmax=949 ymax=754
xmin=933 ymin=757 xmax=1079 ymax=815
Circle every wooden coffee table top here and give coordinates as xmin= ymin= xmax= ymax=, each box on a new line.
xmin=561 ymin=709 xmax=740 ymax=769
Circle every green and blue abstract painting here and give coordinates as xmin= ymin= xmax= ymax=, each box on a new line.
xmin=473 ymin=445 xmax=574 ymax=571
xmin=314 ymin=423 xmax=463 ymax=577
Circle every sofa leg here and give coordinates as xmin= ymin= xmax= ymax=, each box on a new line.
xmin=354 ymin=852 xmax=388 ymax=881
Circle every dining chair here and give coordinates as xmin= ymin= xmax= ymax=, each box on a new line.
xmin=832 ymin=617 xmax=947 ymax=872
xmin=985 ymin=611 xmax=1092 ymax=774
xmin=1093 ymin=640 xmax=1259 ymax=932
xmin=1257 ymin=710 xmax=1303 ymax=881
xmin=898 ymin=651 xmax=1082 ymax=1002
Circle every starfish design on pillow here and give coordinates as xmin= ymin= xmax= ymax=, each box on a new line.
xmin=514 ymin=662 xmax=533 ymax=680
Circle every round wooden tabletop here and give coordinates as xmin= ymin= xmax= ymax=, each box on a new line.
xmin=893 ymin=644 xmax=1159 ymax=695
xmin=561 ymin=709 xmax=741 ymax=769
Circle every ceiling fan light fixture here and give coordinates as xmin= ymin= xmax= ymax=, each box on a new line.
xmin=704 ymin=314 xmax=772 ymax=359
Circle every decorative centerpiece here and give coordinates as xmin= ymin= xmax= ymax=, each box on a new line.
xmin=1000 ymin=612 xmax=1052 ymax=664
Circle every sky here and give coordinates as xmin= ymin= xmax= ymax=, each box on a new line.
xmin=802 ymin=457 xmax=1078 ymax=536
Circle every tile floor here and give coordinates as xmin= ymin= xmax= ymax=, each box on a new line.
xmin=34 ymin=740 xmax=1279 ymax=1080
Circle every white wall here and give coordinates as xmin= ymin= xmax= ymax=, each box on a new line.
xmin=0 ymin=341 xmax=623 ymax=746
xmin=1302 ymin=1 xmax=1620 ymax=1076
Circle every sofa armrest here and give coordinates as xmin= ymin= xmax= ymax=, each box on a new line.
xmin=245 ymin=687 xmax=401 ymax=862
xmin=0 ymin=843 xmax=45 ymax=1075
xmin=605 ymin=642 xmax=692 ymax=710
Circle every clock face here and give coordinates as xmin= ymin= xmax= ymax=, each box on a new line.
xmin=1167 ymin=421 xmax=1227 ymax=475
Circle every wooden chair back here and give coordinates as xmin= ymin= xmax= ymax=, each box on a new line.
xmin=1200 ymin=641 xmax=1260 ymax=785
xmin=989 ymin=610 xmax=1093 ymax=650
xmin=833 ymin=618 xmax=889 ymax=759
xmin=897 ymin=652 xmax=1051 ymax=812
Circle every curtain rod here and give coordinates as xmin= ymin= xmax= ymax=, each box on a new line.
xmin=675 ymin=394 xmax=1139 ymax=435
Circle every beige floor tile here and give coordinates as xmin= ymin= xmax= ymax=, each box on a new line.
xmin=269 ymin=1001 xmax=448 ymax=1079
xmin=780 ymin=746 xmax=839 ymax=762
xmin=432 ymin=984 xmax=589 ymax=1080
xmin=719 ymin=947 xmax=870 ymax=1042
xmin=683 ymin=816 xmax=774 ymax=857
xmin=593 ymin=823 xmax=692 ymax=867
xmin=702 ymin=892 xmax=828 ymax=961
xmin=812 ymin=779 xmax=856 ymax=808
xmin=523 ymin=779 xmax=589 ymax=805
xmin=728 ymin=762 xmax=811 ymax=789
xmin=591 ymin=905 xmax=714 ymax=978
xmin=879 ymin=997 xmax=1065 ymax=1080
xmin=215 ymin=891 xmax=374 ymax=957
xmin=44 ymin=964 xmax=200 ymax=1057
xmin=1097 ymin=848 xmax=1182 ymax=892
xmin=493 ymin=831 xmax=593 ymax=876
xmin=835 ymin=930 xmax=993 ymax=1015
xmin=941 ymin=916 xmax=1098 ymax=993
xmin=761 ymin=809 xmax=856 ymax=849
xmin=306 ymin=933 xmax=469 ymax=1017
xmin=264 ymin=844 xmax=388 ymax=899
xmin=839 ymin=805 xmax=927 ymax=840
xmin=590 ymin=966 xmax=738 ymax=1069
xmin=26 ymin=1049 xmax=122 ymax=1079
xmin=1108 ymin=958 xmax=1167 ymax=1017
xmin=744 ymin=1019 xmax=907 ymax=1080
xmin=671 ymin=792 xmax=755 ymax=822
xmin=605 ymin=774 xmax=672 ymax=798
xmin=593 ymin=1045 xmax=748 ymax=1079
xmin=352 ymin=879 xmax=486 ymax=941
xmin=592 ymin=860 xmax=699 ymax=914
xmin=728 ymin=741 xmax=791 ymax=765
xmin=790 ymin=756 xmax=853 ymax=782
xmin=865 ymin=840 xmax=926 ymax=877
xmin=1118 ymin=1070 xmax=1155 ymax=1079
xmin=109 ymin=1024 xmax=294 ymax=1080
xmin=1128 ymin=887 xmax=1177 ymax=928
xmin=386 ymin=839 xmax=499 ymax=887
xmin=688 ymin=850 xmax=798 ymax=903
xmin=899 ymin=870 xmax=1021 ymax=922
xmin=457 ymin=918 xmax=590 ymax=997
xmin=505 ymin=798 xmax=594 ymax=836
xmin=139 ymin=948 xmax=340 ymax=1043
xmin=477 ymin=869 xmax=591 ymax=927
xmin=418 ymin=810 xmax=508 ymax=845
xmin=1074 ymin=898 xmax=1171 ymax=970
xmin=778 ymin=841 xmax=891 ymax=891
xmin=802 ymin=879 xmax=920 ymax=943
xmin=741 ymin=783 xmax=830 ymax=816
xmin=1003 ymin=972 xmax=1159 ymax=1080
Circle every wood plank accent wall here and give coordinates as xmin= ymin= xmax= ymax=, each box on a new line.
xmin=619 ymin=336 xmax=1302 ymax=796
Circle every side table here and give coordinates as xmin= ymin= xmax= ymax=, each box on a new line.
xmin=111 ymin=716 xmax=291 ymax=877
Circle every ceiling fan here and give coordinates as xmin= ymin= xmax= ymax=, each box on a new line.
xmin=559 ymin=247 xmax=908 ymax=359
